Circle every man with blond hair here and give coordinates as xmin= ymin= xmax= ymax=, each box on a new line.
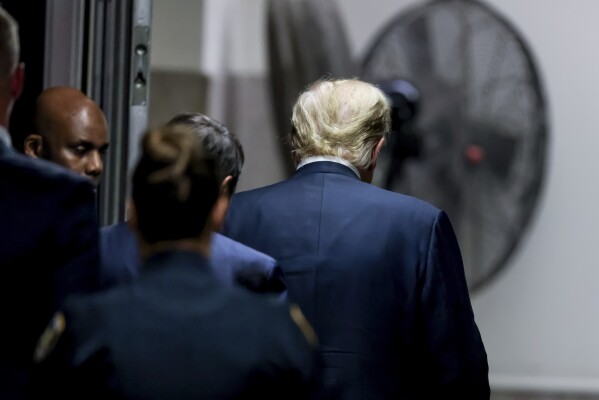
xmin=223 ymin=78 xmax=489 ymax=399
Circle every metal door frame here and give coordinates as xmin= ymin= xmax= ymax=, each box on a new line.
xmin=44 ymin=0 xmax=152 ymax=226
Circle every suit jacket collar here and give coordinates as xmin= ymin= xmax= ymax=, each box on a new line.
xmin=297 ymin=156 xmax=360 ymax=178
xmin=293 ymin=160 xmax=361 ymax=181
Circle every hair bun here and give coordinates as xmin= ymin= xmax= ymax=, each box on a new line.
xmin=141 ymin=126 xmax=206 ymax=202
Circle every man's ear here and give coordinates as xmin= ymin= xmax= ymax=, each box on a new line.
xmin=220 ymin=175 xmax=233 ymax=197
xmin=210 ymin=195 xmax=229 ymax=233
xmin=11 ymin=63 xmax=25 ymax=100
xmin=210 ymin=175 xmax=234 ymax=232
xmin=290 ymin=150 xmax=301 ymax=166
xmin=369 ymin=137 xmax=385 ymax=170
xmin=24 ymin=134 xmax=44 ymax=158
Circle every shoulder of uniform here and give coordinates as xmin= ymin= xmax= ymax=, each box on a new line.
xmin=33 ymin=311 xmax=66 ymax=363
xmin=288 ymin=304 xmax=318 ymax=347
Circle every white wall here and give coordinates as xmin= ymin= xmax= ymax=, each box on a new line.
xmin=150 ymin=0 xmax=203 ymax=72
xmin=467 ymin=0 xmax=599 ymax=392
xmin=150 ymin=0 xmax=599 ymax=392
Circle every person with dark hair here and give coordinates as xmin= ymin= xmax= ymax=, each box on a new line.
xmin=34 ymin=125 xmax=320 ymax=399
xmin=100 ymin=113 xmax=286 ymax=295
xmin=168 ymin=112 xmax=244 ymax=196
xmin=223 ymin=78 xmax=489 ymax=399
xmin=0 ymin=6 xmax=99 ymax=398
xmin=24 ymin=87 xmax=109 ymax=188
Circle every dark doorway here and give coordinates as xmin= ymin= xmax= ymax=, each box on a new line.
xmin=1 ymin=0 xmax=47 ymax=152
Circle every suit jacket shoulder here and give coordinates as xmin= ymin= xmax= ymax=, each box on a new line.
xmin=0 ymin=148 xmax=99 ymax=397
xmin=212 ymin=232 xmax=277 ymax=271
xmin=100 ymin=223 xmax=287 ymax=296
xmin=41 ymin=252 xmax=318 ymax=399
xmin=1 ymin=148 xmax=90 ymax=193
xmin=99 ymin=222 xmax=139 ymax=288
xmin=211 ymin=233 xmax=286 ymax=295
xmin=0 ymin=149 xmax=99 ymax=301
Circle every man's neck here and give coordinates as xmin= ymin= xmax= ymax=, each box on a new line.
xmin=138 ymin=237 xmax=211 ymax=260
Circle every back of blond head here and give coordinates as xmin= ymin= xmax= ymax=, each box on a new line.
xmin=289 ymin=78 xmax=391 ymax=169
xmin=0 ymin=7 xmax=19 ymax=87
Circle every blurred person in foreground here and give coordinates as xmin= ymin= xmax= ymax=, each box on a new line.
xmin=23 ymin=86 xmax=109 ymax=189
xmin=223 ymin=78 xmax=489 ymax=399
xmin=33 ymin=125 xmax=320 ymax=399
xmin=100 ymin=113 xmax=286 ymax=296
xmin=0 ymin=6 xmax=99 ymax=398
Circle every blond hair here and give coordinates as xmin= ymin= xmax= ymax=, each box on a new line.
xmin=289 ymin=78 xmax=391 ymax=169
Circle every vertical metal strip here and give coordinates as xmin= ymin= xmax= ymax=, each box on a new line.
xmin=98 ymin=0 xmax=151 ymax=225
xmin=127 ymin=0 xmax=152 ymax=182
xmin=93 ymin=0 xmax=135 ymax=226
xmin=84 ymin=0 xmax=95 ymax=97
xmin=43 ymin=0 xmax=85 ymax=88
xmin=111 ymin=0 xmax=135 ymax=223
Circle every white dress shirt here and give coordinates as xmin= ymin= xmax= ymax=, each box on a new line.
xmin=296 ymin=155 xmax=360 ymax=179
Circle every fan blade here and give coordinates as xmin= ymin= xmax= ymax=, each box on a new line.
xmin=402 ymin=12 xmax=435 ymax=77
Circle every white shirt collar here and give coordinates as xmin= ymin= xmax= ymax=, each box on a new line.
xmin=0 ymin=125 xmax=11 ymax=148
xmin=296 ymin=156 xmax=361 ymax=179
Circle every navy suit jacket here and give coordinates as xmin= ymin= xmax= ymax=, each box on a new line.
xmin=100 ymin=221 xmax=286 ymax=296
xmin=223 ymin=161 xmax=489 ymax=399
xmin=0 ymin=141 xmax=99 ymax=397
xmin=35 ymin=250 xmax=318 ymax=399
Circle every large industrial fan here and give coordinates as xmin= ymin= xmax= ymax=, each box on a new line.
xmin=362 ymin=0 xmax=548 ymax=290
